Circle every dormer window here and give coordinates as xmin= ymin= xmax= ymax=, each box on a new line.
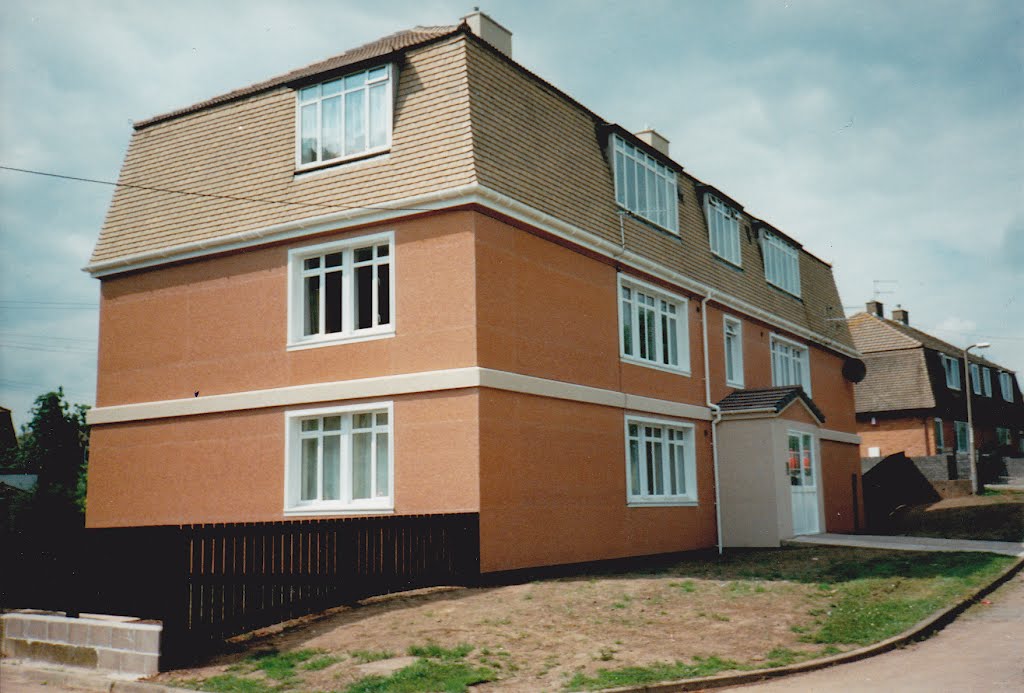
xmin=704 ymin=195 xmax=742 ymax=266
xmin=297 ymin=65 xmax=392 ymax=168
xmin=762 ymin=230 xmax=801 ymax=297
xmin=611 ymin=135 xmax=679 ymax=233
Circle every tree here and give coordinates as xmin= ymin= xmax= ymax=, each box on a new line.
xmin=6 ymin=388 xmax=90 ymax=526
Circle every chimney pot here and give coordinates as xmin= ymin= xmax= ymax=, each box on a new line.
xmin=635 ymin=129 xmax=670 ymax=156
xmin=892 ymin=306 xmax=909 ymax=325
xmin=866 ymin=300 xmax=884 ymax=317
xmin=462 ymin=10 xmax=512 ymax=57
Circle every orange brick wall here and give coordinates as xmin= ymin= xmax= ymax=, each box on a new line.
xmin=857 ymin=417 xmax=930 ymax=457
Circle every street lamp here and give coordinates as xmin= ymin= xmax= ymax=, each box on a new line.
xmin=964 ymin=342 xmax=990 ymax=494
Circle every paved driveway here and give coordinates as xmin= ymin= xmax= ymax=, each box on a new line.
xmin=725 ymin=571 xmax=1024 ymax=692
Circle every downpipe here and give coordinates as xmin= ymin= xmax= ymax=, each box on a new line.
xmin=701 ymin=292 xmax=724 ymax=555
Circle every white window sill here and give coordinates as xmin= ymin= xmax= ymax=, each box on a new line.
xmin=621 ymin=355 xmax=691 ymax=378
xmin=726 ymin=380 xmax=745 ymax=389
xmin=615 ymin=204 xmax=679 ymax=236
xmin=766 ymin=280 xmax=801 ymax=299
xmin=711 ymin=251 xmax=743 ymax=269
xmin=627 ymin=499 xmax=698 ymax=508
xmin=294 ymin=147 xmax=391 ymax=176
xmin=285 ymin=504 xmax=394 ymax=517
xmin=288 ymin=327 xmax=395 ymax=351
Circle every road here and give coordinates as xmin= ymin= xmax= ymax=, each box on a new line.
xmin=725 ymin=570 xmax=1024 ymax=692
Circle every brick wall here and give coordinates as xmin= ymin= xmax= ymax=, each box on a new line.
xmin=858 ymin=417 xmax=929 ymax=457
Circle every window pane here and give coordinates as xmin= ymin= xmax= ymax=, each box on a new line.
xmin=377 ymin=263 xmax=390 ymax=325
xmin=321 ymin=79 xmax=342 ymax=97
xmin=301 ymin=419 xmax=319 ymax=432
xmin=615 ymin=148 xmax=626 ymax=205
xmin=324 ymin=252 xmax=342 ymax=268
xmin=304 ymin=257 xmax=320 ymax=270
xmin=299 ymin=85 xmax=319 ymax=102
xmin=321 ymin=95 xmax=341 ymax=160
xmin=629 ymin=439 xmax=641 ymax=496
xmin=668 ymin=444 xmax=678 ymax=495
xmin=300 ymin=104 xmax=318 ymax=164
xmin=368 ymin=66 xmax=388 ymax=82
xmin=345 ymin=89 xmax=366 ymax=154
xmin=355 ymin=264 xmax=373 ymax=329
xmin=649 ymin=438 xmax=664 ymax=495
xmin=375 ymin=432 xmax=388 ymax=497
xmin=368 ymin=83 xmax=388 ymax=149
xmin=304 ymin=275 xmax=320 ymax=336
xmin=324 ymin=269 xmax=343 ymax=334
xmin=788 ymin=434 xmax=801 ymax=486
xmin=625 ymin=157 xmax=636 ymax=211
xmin=323 ymin=416 xmax=341 ymax=431
xmin=344 ymin=71 xmax=366 ymax=89
xmin=376 ymin=244 xmax=389 ymax=258
xmin=353 ymin=413 xmax=372 ymax=429
xmin=354 ymin=246 xmax=373 ymax=262
xmin=375 ymin=412 xmax=388 ymax=426
xmin=352 ymin=431 xmax=371 ymax=499
xmin=301 ymin=438 xmax=318 ymax=500
xmin=322 ymin=435 xmax=341 ymax=500
xmin=662 ymin=314 xmax=677 ymax=366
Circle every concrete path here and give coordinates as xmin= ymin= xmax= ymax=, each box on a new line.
xmin=724 ymin=570 xmax=1024 ymax=692
xmin=789 ymin=532 xmax=1024 ymax=557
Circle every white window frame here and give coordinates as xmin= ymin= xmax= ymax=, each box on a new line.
xmin=1000 ymin=371 xmax=1014 ymax=402
xmin=624 ymin=414 xmax=698 ymax=507
xmin=997 ymin=427 xmax=1011 ymax=446
xmin=723 ymin=315 xmax=744 ymax=388
xmin=284 ymin=401 xmax=394 ymax=515
xmin=970 ymin=363 xmax=982 ymax=395
xmin=617 ymin=274 xmax=690 ymax=376
xmin=933 ymin=418 xmax=944 ymax=453
xmin=761 ymin=230 xmax=801 ymax=297
xmin=287 ymin=231 xmax=395 ymax=350
xmin=704 ymin=194 xmax=742 ymax=267
xmin=941 ymin=354 xmax=961 ymax=390
xmin=770 ymin=333 xmax=812 ymax=396
xmin=295 ymin=64 xmax=393 ymax=170
xmin=954 ymin=420 xmax=969 ymax=454
xmin=982 ymin=367 xmax=992 ymax=397
xmin=611 ymin=135 xmax=679 ymax=233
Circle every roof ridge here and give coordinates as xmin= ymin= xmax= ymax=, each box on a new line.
xmin=134 ymin=24 xmax=461 ymax=130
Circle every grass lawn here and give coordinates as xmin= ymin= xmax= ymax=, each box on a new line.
xmin=878 ymin=488 xmax=1024 ymax=542
xmin=162 ymin=546 xmax=1013 ymax=692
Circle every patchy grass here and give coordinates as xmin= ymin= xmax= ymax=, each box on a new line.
xmin=406 ymin=642 xmax=473 ymax=660
xmin=350 ymin=649 xmax=395 ymax=664
xmin=566 ymin=656 xmax=740 ymax=690
xmin=343 ymin=659 xmax=495 ymax=693
xmin=879 ymin=491 xmax=1024 ymax=542
xmin=160 ymin=547 xmax=1012 ymax=692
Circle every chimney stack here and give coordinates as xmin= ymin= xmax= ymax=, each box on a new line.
xmin=866 ymin=300 xmax=884 ymax=317
xmin=635 ymin=129 xmax=670 ymax=157
xmin=892 ymin=306 xmax=909 ymax=325
xmin=462 ymin=9 xmax=512 ymax=57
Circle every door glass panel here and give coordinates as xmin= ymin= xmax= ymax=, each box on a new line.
xmin=788 ymin=434 xmax=801 ymax=486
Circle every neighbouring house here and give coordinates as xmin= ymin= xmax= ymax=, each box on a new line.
xmin=849 ymin=301 xmax=1024 ymax=481
xmin=0 ymin=405 xmax=15 ymax=455
xmin=85 ymin=12 xmax=865 ymax=572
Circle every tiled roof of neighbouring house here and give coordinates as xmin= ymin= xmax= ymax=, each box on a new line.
xmin=716 ymin=386 xmax=825 ymax=423
xmin=854 ymin=349 xmax=936 ymax=413
xmin=134 ymin=25 xmax=460 ymax=129
xmin=847 ymin=312 xmax=1008 ymax=370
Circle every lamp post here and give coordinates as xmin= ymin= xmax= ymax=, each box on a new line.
xmin=964 ymin=342 xmax=990 ymax=494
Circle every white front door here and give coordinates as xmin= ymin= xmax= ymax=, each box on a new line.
xmin=787 ymin=431 xmax=820 ymax=535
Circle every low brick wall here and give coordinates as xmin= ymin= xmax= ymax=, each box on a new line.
xmin=1 ymin=612 xmax=160 ymax=677
xmin=930 ymin=480 xmax=973 ymax=498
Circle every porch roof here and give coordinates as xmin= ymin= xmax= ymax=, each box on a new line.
xmin=716 ymin=386 xmax=826 ymax=424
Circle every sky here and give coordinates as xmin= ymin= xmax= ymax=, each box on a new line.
xmin=1 ymin=0 xmax=1021 ymax=430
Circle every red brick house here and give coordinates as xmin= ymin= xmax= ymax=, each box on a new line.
xmin=85 ymin=12 xmax=865 ymax=571
xmin=850 ymin=301 xmax=1024 ymax=474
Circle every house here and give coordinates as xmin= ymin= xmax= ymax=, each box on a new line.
xmin=849 ymin=301 xmax=1024 ymax=479
xmin=84 ymin=12 xmax=865 ymax=573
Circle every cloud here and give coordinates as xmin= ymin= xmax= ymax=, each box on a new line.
xmin=1 ymin=0 xmax=1022 ymax=427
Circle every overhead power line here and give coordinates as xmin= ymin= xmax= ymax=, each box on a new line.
xmin=0 ymin=165 xmax=441 ymax=215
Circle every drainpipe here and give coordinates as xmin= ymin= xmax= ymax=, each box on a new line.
xmin=701 ymin=292 xmax=724 ymax=555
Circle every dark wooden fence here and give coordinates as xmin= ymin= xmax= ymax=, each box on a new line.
xmin=4 ymin=513 xmax=480 ymax=664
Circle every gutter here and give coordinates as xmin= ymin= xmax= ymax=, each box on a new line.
xmin=701 ymin=291 xmax=724 ymax=556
